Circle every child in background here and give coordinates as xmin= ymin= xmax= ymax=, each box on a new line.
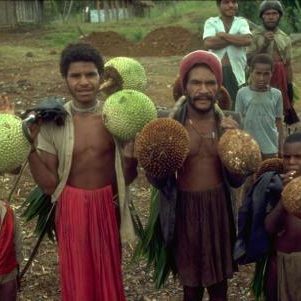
xmin=235 ymin=53 xmax=284 ymax=160
xmin=264 ymin=132 xmax=301 ymax=301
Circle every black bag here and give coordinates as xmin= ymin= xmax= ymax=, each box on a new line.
xmin=284 ymin=106 xmax=300 ymax=125
xmin=23 ymin=96 xmax=67 ymax=126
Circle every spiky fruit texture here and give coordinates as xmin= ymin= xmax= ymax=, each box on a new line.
xmin=0 ymin=114 xmax=30 ymax=173
xmin=218 ymin=129 xmax=262 ymax=175
xmin=135 ymin=118 xmax=189 ymax=178
xmin=255 ymin=158 xmax=284 ymax=179
xmin=104 ymin=57 xmax=147 ymax=95
xmin=282 ymin=176 xmax=301 ymax=218
xmin=102 ymin=89 xmax=157 ymax=141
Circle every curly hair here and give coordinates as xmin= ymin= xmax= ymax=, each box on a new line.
xmin=60 ymin=43 xmax=104 ymax=78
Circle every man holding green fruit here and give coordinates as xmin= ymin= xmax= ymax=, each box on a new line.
xmin=26 ymin=43 xmax=137 ymax=301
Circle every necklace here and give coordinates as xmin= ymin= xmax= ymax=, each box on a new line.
xmin=222 ymin=19 xmax=233 ymax=33
xmin=188 ymin=119 xmax=217 ymax=139
xmin=71 ymin=101 xmax=99 ymax=113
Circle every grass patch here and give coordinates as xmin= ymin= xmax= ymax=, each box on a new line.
xmin=38 ymin=31 xmax=80 ymax=48
xmin=0 ymin=45 xmax=51 ymax=63
xmin=24 ymin=1 xmax=217 ymax=47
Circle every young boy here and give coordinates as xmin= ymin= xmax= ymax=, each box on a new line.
xmin=235 ymin=53 xmax=284 ymax=160
xmin=265 ymin=132 xmax=301 ymax=300
xmin=27 ymin=43 xmax=137 ymax=300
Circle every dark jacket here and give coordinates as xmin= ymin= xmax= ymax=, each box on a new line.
xmin=234 ymin=171 xmax=283 ymax=264
xmin=152 ymin=102 xmax=244 ymax=246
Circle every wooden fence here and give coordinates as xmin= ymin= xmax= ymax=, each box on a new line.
xmin=0 ymin=0 xmax=43 ymax=29
xmin=15 ymin=0 xmax=43 ymax=24
xmin=0 ymin=1 xmax=17 ymax=29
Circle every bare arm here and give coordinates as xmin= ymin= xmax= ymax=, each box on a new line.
xmin=28 ymin=149 xmax=59 ymax=195
xmin=123 ymin=157 xmax=138 ymax=185
xmin=265 ymin=201 xmax=286 ymax=234
xmin=276 ymin=117 xmax=284 ymax=157
xmin=121 ymin=140 xmax=138 ymax=185
xmin=217 ymin=32 xmax=252 ymax=47
xmin=204 ymin=36 xmax=230 ymax=50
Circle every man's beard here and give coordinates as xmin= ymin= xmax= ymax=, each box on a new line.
xmin=263 ymin=18 xmax=280 ymax=31
xmin=187 ymin=94 xmax=216 ymax=113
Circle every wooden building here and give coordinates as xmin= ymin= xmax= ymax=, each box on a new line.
xmin=89 ymin=0 xmax=154 ymax=22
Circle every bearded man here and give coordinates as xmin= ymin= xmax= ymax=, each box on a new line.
xmin=149 ymin=50 xmax=245 ymax=301
xmin=247 ymin=0 xmax=299 ymax=125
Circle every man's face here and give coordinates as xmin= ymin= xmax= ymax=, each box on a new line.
xmin=250 ymin=63 xmax=272 ymax=91
xmin=262 ymin=9 xmax=281 ymax=30
xmin=219 ymin=0 xmax=238 ymax=18
xmin=185 ymin=65 xmax=218 ymax=113
xmin=283 ymin=142 xmax=301 ymax=176
xmin=65 ymin=61 xmax=101 ymax=105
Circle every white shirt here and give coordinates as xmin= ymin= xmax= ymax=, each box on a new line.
xmin=203 ymin=16 xmax=251 ymax=86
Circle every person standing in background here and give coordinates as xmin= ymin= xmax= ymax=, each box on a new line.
xmin=203 ymin=0 xmax=252 ymax=108
xmin=235 ymin=53 xmax=284 ymax=160
xmin=247 ymin=0 xmax=300 ymax=126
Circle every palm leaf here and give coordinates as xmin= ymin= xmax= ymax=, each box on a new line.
xmin=251 ymin=254 xmax=269 ymax=301
xmin=133 ymin=185 xmax=177 ymax=288
xmin=21 ymin=186 xmax=56 ymax=241
xmin=128 ymin=196 xmax=144 ymax=240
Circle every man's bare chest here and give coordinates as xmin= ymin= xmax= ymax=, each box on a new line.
xmin=72 ymin=114 xmax=114 ymax=155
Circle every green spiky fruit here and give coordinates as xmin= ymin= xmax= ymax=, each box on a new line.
xmin=101 ymin=57 xmax=147 ymax=95
xmin=102 ymin=89 xmax=157 ymax=141
xmin=135 ymin=118 xmax=190 ymax=178
xmin=0 ymin=114 xmax=30 ymax=173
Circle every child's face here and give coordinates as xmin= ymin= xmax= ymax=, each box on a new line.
xmin=250 ymin=63 xmax=272 ymax=91
xmin=283 ymin=142 xmax=301 ymax=176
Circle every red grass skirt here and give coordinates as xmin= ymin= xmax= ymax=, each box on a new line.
xmin=55 ymin=185 xmax=126 ymax=301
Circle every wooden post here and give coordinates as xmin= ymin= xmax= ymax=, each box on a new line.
xmin=115 ymin=0 xmax=119 ymax=21
xmin=103 ymin=0 xmax=109 ymax=22
xmin=96 ymin=0 xmax=101 ymax=22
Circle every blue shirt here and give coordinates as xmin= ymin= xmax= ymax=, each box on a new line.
xmin=235 ymin=86 xmax=283 ymax=154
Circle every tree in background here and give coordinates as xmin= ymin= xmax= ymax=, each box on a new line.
xmin=282 ymin=0 xmax=301 ymax=32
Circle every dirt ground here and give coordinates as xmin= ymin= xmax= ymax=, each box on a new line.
xmin=0 ymin=26 xmax=300 ymax=301
xmin=83 ymin=26 xmax=203 ymax=57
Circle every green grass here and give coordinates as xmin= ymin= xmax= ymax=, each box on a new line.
xmin=22 ymin=1 xmax=217 ymax=48
xmin=0 ymin=45 xmax=52 ymax=63
xmin=38 ymin=31 xmax=80 ymax=48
